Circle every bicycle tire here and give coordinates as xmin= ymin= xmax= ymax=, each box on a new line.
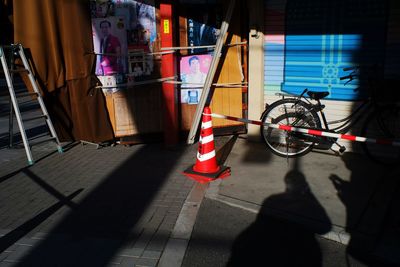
xmin=361 ymin=106 xmax=400 ymax=165
xmin=260 ymin=98 xmax=322 ymax=157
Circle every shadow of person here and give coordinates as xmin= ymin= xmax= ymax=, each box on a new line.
xmin=329 ymin=152 xmax=398 ymax=266
xmin=228 ymin=160 xmax=332 ymax=266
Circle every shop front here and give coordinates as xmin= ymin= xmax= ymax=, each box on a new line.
xmin=3 ymin=0 xmax=248 ymax=145
xmin=91 ymin=0 xmax=247 ymax=144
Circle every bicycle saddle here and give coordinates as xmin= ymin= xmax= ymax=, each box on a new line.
xmin=307 ymin=91 xmax=329 ymax=100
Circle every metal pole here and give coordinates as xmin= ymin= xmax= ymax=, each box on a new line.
xmin=186 ymin=0 xmax=236 ymax=144
xmin=7 ymin=46 xmax=15 ymax=148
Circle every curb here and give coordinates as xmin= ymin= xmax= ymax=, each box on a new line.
xmin=158 ymin=182 xmax=207 ymax=267
xmin=205 ymin=179 xmax=352 ymax=245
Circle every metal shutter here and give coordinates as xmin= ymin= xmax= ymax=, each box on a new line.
xmin=264 ymin=0 xmax=388 ymax=101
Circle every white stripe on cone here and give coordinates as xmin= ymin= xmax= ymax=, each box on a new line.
xmin=200 ymin=135 xmax=214 ymax=144
xmin=202 ymin=121 xmax=212 ymax=129
xmin=197 ymin=150 xmax=216 ymax=162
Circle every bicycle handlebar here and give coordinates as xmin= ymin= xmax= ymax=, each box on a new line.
xmin=340 ymin=64 xmax=381 ymax=91
xmin=343 ymin=66 xmax=358 ymax=71
xmin=340 ymin=75 xmax=353 ymax=80
xmin=340 ymin=66 xmax=360 ymax=82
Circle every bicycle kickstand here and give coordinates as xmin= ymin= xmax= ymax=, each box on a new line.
xmin=333 ymin=141 xmax=346 ymax=154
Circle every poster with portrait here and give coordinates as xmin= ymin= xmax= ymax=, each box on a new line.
xmin=181 ymin=89 xmax=202 ymax=105
xmin=180 ymin=54 xmax=212 ymax=104
xmin=91 ymin=0 xmax=156 ymax=78
xmin=128 ymin=49 xmax=145 ymax=76
xmin=186 ymin=5 xmax=221 ymax=54
xmin=126 ymin=0 xmax=157 ymax=47
xmin=92 ymin=17 xmax=128 ymax=76
xmin=127 ymin=1 xmax=156 ymax=77
xmin=101 ymin=0 xmax=156 ymax=78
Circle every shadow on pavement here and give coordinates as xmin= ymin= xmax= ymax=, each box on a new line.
xmin=9 ymin=143 xmax=188 ymax=266
xmin=216 ymin=135 xmax=238 ymax=165
xmin=330 ymin=153 xmax=400 ymax=266
xmin=228 ymin=158 xmax=332 ymax=266
xmin=0 ymin=189 xmax=83 ymax=253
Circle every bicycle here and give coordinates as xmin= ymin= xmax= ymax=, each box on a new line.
xmin=260 ymin=65 xmax=400 ymax=165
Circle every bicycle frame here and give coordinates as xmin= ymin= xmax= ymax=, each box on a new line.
xmin=316 ymin=98 xmax=372 ymax=134
xmin=260 ymin=65 xmax=399 ymax=159
xmin=273 ymin=65 xmax=384 ymax=136
xmin=275 ymin=90 xmax=373 ymax=135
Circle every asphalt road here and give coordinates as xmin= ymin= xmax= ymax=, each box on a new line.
xmin=182 ymin=198 xmax=391 ymax=267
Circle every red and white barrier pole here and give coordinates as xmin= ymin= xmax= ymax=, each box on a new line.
xmin=211 ymin=113 xmax=400 ymax=147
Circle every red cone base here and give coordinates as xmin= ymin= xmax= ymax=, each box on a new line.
xmin=183 ymin=165 xmax=231 ymax=184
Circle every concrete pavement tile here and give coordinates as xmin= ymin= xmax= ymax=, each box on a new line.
xmin=0 ymin=261 xmax=16 ymax=267
xmin=4 ymin=244 xmax=32 ymax=262
xmin=3 ymin=244 xmax=17 ymax=253
xmin=158 ymin=238 xmax=188 ymax=267
xmin=30 ymin=232 xmax=48 ymax=240
xmin=167 ymin=206 xmax=182 ymax=213
xmin=158 ymin=220 xmax=175 ymax=231
xmin=76 ymin=238 xmax=121 ymax=267
xmin=171 ymin=203 xmax=201 ymax=240
xmin=133 ymin=228 xmax=154 ymax=251
xmin=121 ymin=257 xmax=158 ymax=267
xmin=109 ymin=255 xmax=123 ymax=265
xmin=15 ymin=237 xmax=41 ymax=246
xmin=141 ymin=250 xmax=162 ymax=259
xmin=145 ymin=229 xmax=171 ymax=252
xmin=0 ymin=251 xmax=11 ymax=261
xmin=145 ymin=215 xmax=164 ymax=230
xmin=0 ymin=229 xmax=12 ymax=236
xmin=118 ymin=247 xmax=143 ymax=258
xmin=153 ymin=207 xmax=168 ymax=217
xmin=163 ymin=215 xmax=178 ymax=225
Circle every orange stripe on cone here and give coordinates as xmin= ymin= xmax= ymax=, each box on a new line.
xmin=183 ymin=106 xmax=230 ymax=183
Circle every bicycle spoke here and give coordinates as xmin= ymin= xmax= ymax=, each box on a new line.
xmin=284 ymin=104 xmax=290 ymax=125
xmin=261 ymin=98 xmax=321 ymax=158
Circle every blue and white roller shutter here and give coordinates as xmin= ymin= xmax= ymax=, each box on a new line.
xmin=282 ymin=0 xmax=387 ymax=101
xmin=263 ymin=0 xmax=391 ymax=152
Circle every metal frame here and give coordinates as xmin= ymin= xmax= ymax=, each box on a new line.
xmin=0 ymin=44 xmax=63 ymax=165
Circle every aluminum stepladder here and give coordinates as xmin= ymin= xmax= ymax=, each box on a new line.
xmin=0 ymin=44 xmax=63 ymax=165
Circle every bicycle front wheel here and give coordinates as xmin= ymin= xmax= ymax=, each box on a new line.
xmin=361 ymin=106 xmax=400 ymax=165
xmin=260 ymin=99 xmax=321 ymax=157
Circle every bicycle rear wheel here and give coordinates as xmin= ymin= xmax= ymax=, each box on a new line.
xmin=361 ymin=106 xmax=400 ymax=165
xmin=260 ymin=99 xmax=321 ymax=157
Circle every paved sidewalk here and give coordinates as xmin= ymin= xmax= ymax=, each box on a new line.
xmin=0 ymin=140 xmax=199 ymax=266
xmin=1 ymin=133 xmax=400 ymax=266
xmin=203 ymin=136 xmax=400 ymax=266
xmin=1 ymin=81 xmax=208 ymax=267
xmin=1 ymin=87 xmax=399 ymax=267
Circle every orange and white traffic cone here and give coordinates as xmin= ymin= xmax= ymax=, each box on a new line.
xmin=183 ymin=106 xmax=230 ymax=183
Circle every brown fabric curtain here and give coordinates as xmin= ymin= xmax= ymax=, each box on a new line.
xmin=1 ymin=0 xmax=13 ymax=44
xmin=12 ymin=0 xmax=114 ymax=142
